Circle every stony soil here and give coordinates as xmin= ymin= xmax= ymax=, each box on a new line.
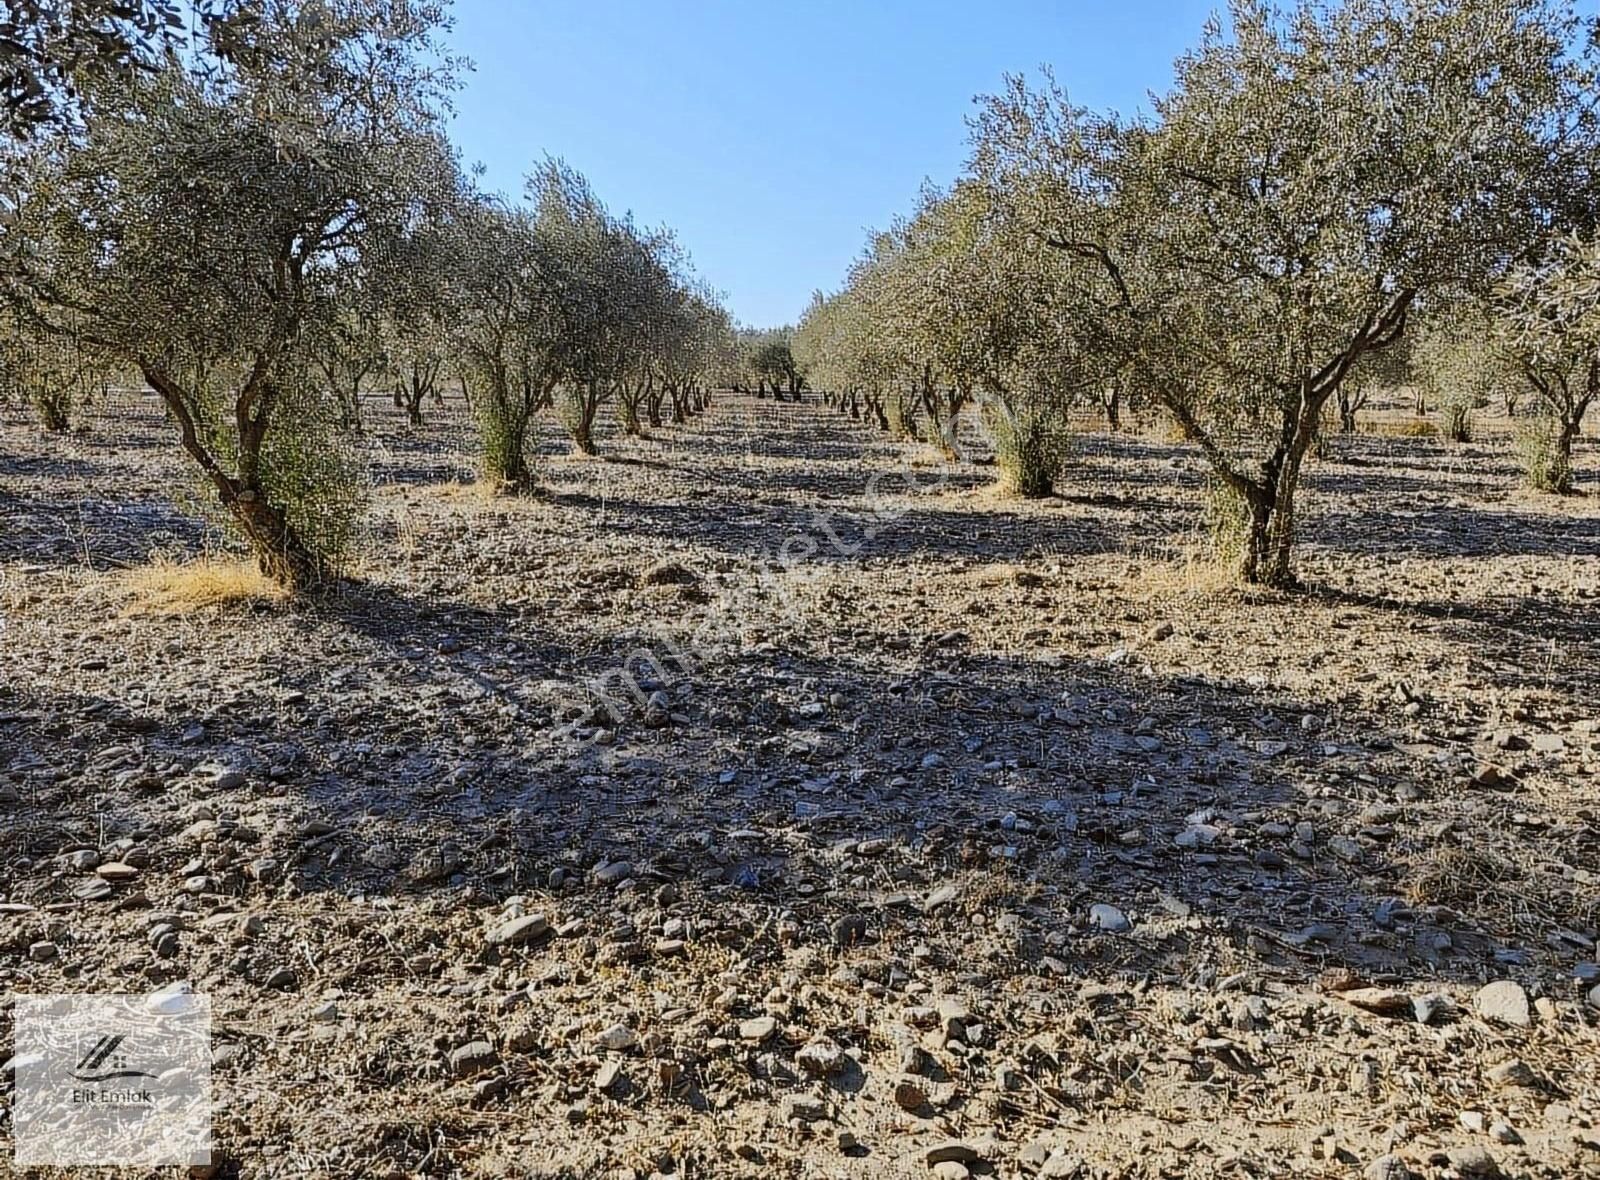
xmin=2 ymin=391 xmax=1599 ymax=1180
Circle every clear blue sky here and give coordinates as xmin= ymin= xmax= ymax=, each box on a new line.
xmin=443 ymin=1 xmax=1217 ymax=328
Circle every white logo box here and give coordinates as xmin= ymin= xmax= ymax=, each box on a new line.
xmin=11 ymin=987 xmax=212 ymax=1167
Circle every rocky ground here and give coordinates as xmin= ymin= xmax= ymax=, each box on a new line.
xmin=2 ymin=391 xmax=1599 ymax=1180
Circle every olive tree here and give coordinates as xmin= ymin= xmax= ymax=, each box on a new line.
xmin=454 ymin=196 xmax=563 ymax=490
xmin=1 ymin=0 xmax=181 ymax=138
xmin=0 ymin=306 xmax=109 ymax=430
xmin=384 ymin=211 xmax=460 ymax=427
xmin=1498 ymin=232 xmax=1600 ymax=492
xmin=1412 ymin=303 xmax=1516 ymax=442
xmin=973 ymin=0 xmax=1592 ymax=585
xmin=5 ymin=0 xmax=460 ymax=585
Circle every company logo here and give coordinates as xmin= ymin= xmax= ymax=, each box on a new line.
xmin=73 ymin=1034 xmax=158 ymax=1084
xmin=13 ymin=992 xmax=212 ymax=1166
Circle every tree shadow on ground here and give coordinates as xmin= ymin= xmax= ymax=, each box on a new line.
xmin=1311 ymin=584 xmax=1600 ymax=690
xmin=5 ymin=615 xmax=1585 ymax=996
xmin=530 ymin=490 xmax=1160 ymax=564
xmin=1306 ymin=497 xmax=1600 ymax=559
xmin=0 ymin=475 xmax=213 ymax=570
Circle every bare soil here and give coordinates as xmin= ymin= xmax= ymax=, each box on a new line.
xmin=2 ymin=392 xmax=1599 ymax=1179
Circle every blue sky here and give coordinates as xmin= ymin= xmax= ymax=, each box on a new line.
xmin=443 ymin=1 xmax=1217 ymax=328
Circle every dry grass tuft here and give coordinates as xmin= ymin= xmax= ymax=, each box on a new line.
xmin=1406 ymin=844 xmax=1522 ymax=910
xmin=1366 ymin=417 xmax=1438 ymax=438
xmin=121 ymin=556 xmax=288 ymax=615
xmin=1132 ymin=548 xmax=1250 ymax=604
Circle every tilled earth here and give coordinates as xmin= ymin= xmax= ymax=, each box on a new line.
xmin=2 ymin=392 xmax=1599 ymax=1180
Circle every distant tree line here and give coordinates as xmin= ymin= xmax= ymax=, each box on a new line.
xmin=792 ymin=0 xmax=1600 ymax=586
xmin=0 ymin=0 xmax=737 ymax=588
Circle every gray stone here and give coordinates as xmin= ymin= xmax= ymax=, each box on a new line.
xmin=1473 ymin=981 xmax=1531 ymax=1027
xmin=795 ymin=1038 xmax=847 ymax=1076
xmin=779 ymin=1093 xmax=827 ymax=1123
xmin=1486 ymin=1059 xmax=1536 ymax=1088
xmin=1363 ymin=1155 xmax=1416 ymax=1180
xmin=594 ymin=1059 xmax=623 ymax=1093
xmin=924 ymin=1141 xmax=982 ymax=1166
xmin=1445 ymin=1146 xmax=1501 ymax=1178
xmin=487 ymin=914 xmax=549 ymax=948
xmin=1088 ymin=903 xmax=1131 ymax=933
xmin=448 ymin=1040 xmax=496 ymax=1076
xmin=738 ymin=1016 xmax=777 ymax=1042
xmin=1412 ymin=993 xmax=1453 ymax=1025
xmin=1328 ymin=835 xmax=1364 ymax=863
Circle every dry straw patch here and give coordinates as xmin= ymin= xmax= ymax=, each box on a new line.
xmin=120 ymin=556 xmax=288 ymax=615
xmin=1364 ymin=416 xmax=1438 ymax=438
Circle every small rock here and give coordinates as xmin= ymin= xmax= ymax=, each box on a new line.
xmin=795 ymin=1038 xmax=847 ymax=1077
xmin=262 ymin=966 xmax=297 ymax=990
xmin=27 ymin=941 xmax=57 ymax=963
xmin=1485 ymin=1059 xmax=1537 ymax=1088
xmin=472 ymin=1076 xmax=505 ymax=1101
xmin=448 ymin=1040 xmax=496 ymax=1076
xmin=1412 ymin=994 xmax=1454 ymax=1025
xmin=73 ymin=877 xmax=113 ymax=901
xmin=2 ymin=1051 xmax=46 ymax=1078
xmin=1328 ymin=835 xmax=1364 ymax=863
xmin=894 ymin=1077 xmax=928 ymax=1111
xmin=924 ymin=1141 xmax=982 ymax=1167
xmin=1473 ymin=981 xmax=1531 ymax=1027
xmin=594 ymin=1060 xmax=623 ymax=1094
xmin=1472 ymin=764 xmax=1512 ymax=789
xmin=146 ymin=981 xmax=197 ymax=1015
xmin=96 ymin=861 xmax=139 ymax=882
xmin=1445 ymin=1146 xmax=1501 ymax=1178
xmin=596 ymin=1024 xmax=636 ymax=1052
xmin=409 ymin=843 xmax=463 ymax=883
xmin=831 ymin=914 xmax=869 ymax=946
xmin=1088 ymin=903 xmax=1131 ymax=933
xmin=1343 ymin=988 xmax=1412 ymax=1018
xmin=593 ymin=860 xmax=632 ymax=885
xmin=640 ymin=560 xmax=698 ymax=587
xmin=779 ymin=1093 xmax=826 ymax=1123
xmin=738 ymin=1016 xmax=777 ymax=1042
xmin=1364 ymin=1155 xmax=1416 ymax=1180
xmin=487 ymin=914 xmax=549 ymax=948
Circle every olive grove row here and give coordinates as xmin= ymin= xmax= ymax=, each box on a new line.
xmin=792 ymin=0 xmax=1600 ymax=587
xmin=0 ymin=0 xmax=737 ymax=587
